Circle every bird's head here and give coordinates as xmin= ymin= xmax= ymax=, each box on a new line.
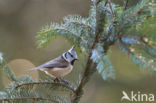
xmin=63 ymin=46 xmax=78 ymax=65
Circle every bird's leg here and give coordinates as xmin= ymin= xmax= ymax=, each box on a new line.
xmin=59 ymin=77 xmax=69 ymax=85
xmin=54 ymin=78 xmax=60 ymax=82
xmin=54 ymin=77 xmax=70 ymax=85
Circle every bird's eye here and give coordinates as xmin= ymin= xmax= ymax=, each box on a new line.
xmin=68 ymin=52 xmax=74 ymax=58
xmin=71 ymin=55 xmax=73 ymax=57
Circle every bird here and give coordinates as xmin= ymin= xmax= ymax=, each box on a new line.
xmin=29 ymin=46 xmax=78 ymax=79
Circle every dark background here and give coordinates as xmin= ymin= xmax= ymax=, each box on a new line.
xmin=0 ymin=0 xmax=156 ymax=103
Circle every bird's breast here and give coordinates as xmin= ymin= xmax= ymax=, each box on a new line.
xmin=45 ymin=64 xmax=73 ymax=78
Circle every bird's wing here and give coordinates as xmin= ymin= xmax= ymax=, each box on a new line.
xmin=29 ymin=56 xmax=69 ymax=71
xmin=39 ymin=61 xmax=68 ymax=69
xmin=38 ymin=56 xmax=69 ymax=69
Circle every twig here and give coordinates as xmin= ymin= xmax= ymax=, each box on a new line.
xmin=72 ymin=1 xmax=107 ymax=102
xmin=124 ymin=0 xmax=129 ymax=10
xmin=141 ymin=25 xmax=156 ymax=37
xmin=108 ymin=0 xmax=115 ymax=18
xmin=73 ymin=20 xmax=100 ymax=102
xmin=0 ymin=97 xmax=58 ymax=103
xmin=15 ymin=82 xmax=76 ymax=94
xmin=73 ymin=19 xmax=102 ymax=103
xmin=140 ymin=37 xmax=156 ymax=50
xmin=104 ymin=0 xmax=108 ymax=6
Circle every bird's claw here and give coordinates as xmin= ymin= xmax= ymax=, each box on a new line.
xmin=54 ymin=78 xmax=70 ymax=85
xmin=54 ymin=78 xmax=60 ymax=82
xmin=61 ymin=79 xmax=69 ymax=85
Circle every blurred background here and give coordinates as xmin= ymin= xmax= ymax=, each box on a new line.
xmin=0 ymin=0 xmax=156 ymax=103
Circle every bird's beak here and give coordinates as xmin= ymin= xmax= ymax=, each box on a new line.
xmin=75 ymin=58 xmax=78 ymax=60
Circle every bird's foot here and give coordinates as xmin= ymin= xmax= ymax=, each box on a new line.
xmin=59 ymin=78 xmax=70 ymax=85
xmin=54 ymin=78 xmax=70 ymax=85
xmin=54 ymin=78 xmax=60 ymax=82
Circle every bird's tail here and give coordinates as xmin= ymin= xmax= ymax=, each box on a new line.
xmin=27 ymin=67 xmax=41 ymax=72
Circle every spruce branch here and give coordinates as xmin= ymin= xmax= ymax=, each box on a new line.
xmin=63 ymin=15 xmax=92 ymax=31
xmin=0 ymin=97 xmax=59 ymax=103
xmin=117 ymin=12 xmax=138 ymax=36
xmin=63 ymin=15 xmax=92 ymax=40
xmin=119 ymin=34 xmax=156 ymax=58
xmin=141 ymin=24 xmax=156 ymax=38
xmin=73 ymin=28 xmax=101 ymax=102
xmin=73 ymin=51 xmax=93 ymax=103
xmin=39 ymin=26 xmax=89 ymax=47
xmin=120 ymin=34 xmax=156 ymax=51
xmin=14 ymin=81 xmax=76 ymax=94
xmin=118 ymin=38 xmax=156 ymax=71
xmin=72 ymin=1 xmax=108 ymax=102
xmin=68 ymin=21 xmax=92 ymax=37
xmin=117 ymin=0 xmax=152 ymax=36
xmin=141 ymin=37 xmax=156 ymax=50
xmin=0 ymin=56 xmax=17 ymax=82
xmin=69 ymin=21 xmax=91 ymax=30
xmin=92 ymin=48 xmax=115 ymax=79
